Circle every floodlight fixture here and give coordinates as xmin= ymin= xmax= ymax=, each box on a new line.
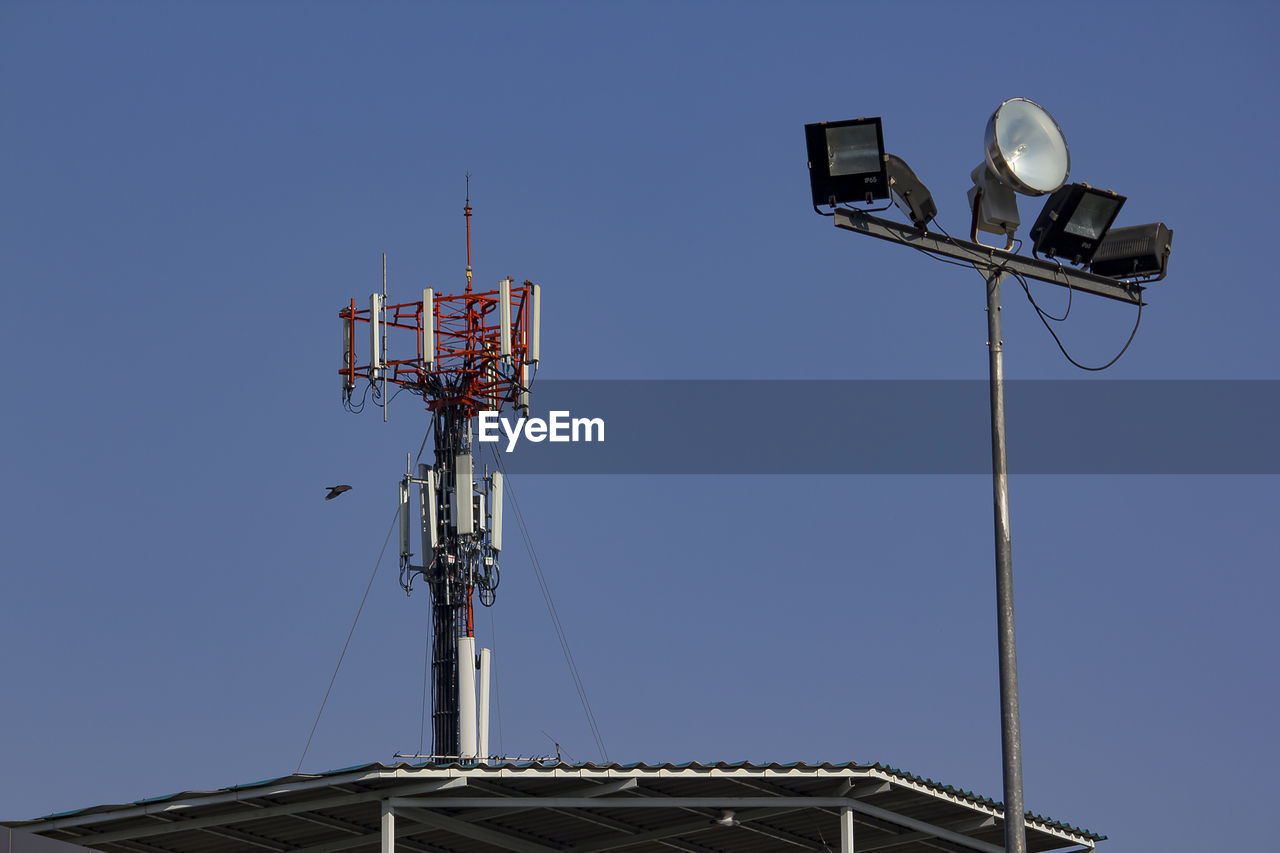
xmin=984 ymin=98 xmax=1070 ymax=196
xmin=805 ymin=117 xmax=889 ymax=208
xmin=1030 ymin=183 xmax=1126 ymax=265
xmin=885 ymin=153 xmax=937 ymax=228
xmin=968 ymin=98 xmax=1071 ymax=247
xmin=968 ymin=163 xmax=1020 ymax=240
xmin=1089 ymin=223 xmax=1174 ymax=281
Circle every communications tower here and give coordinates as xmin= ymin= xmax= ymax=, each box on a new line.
xmin=337 ymin=193 xmax=541 ymax=760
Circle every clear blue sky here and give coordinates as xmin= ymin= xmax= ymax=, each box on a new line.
xmin=2 ymin=2 xmax=1276 ymax=851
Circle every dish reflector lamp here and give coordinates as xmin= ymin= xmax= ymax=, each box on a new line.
xmin=1030 ymin=183 xmax=1126 ymax=264
xmin=984 ymin=98 xmax=1070 ymax=196
xmin=805 ymin=117 xmax=889 ymax=207
xmin=1089 ymin=223 xmax=1174 ymax=280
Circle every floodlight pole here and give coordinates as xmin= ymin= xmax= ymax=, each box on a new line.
xmin=830 ymin=208 xmax=1143 ymax=853
xmin=984 ymin=267 xmax=1025 ymax=853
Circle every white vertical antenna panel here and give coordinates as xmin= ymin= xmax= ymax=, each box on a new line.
xmin=474 ymin=493 xmax=486 ymax=532
xmin=529 ymin=284 xmax=541 ymax=363
xmin=518 ymin=363 xmax=530 ymax=413
xmin=399 ymin=479 xmax=411 ymax=559
xmin=369 ymin=293 xmax=382 ymax=380
xmin=420 ymin=465 xmax=437 ymax=551
xmin=477 ymin=647 xmax=492 ymax=763
xmin=458 ymin=636 xmax=478 ymax=760
xmin=423 ymin=288 xmax=434 ymax=369
xmin=490 ymin=471 xmax=503 ymax=552
xmin=499 ymin=277 xmax=512 ymax=357
xmin=455 ymin=452 xmax=473 ymax=535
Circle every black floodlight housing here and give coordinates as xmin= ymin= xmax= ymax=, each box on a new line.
xmin=1030 ymin=183 xmax=1126 ymax=265
xmin=1089 ymin=223 xmax=1174 ymax=281
xmin=806 ymin=117 xmax=888 ymax=208
xmin=885 ymin=153 xmax=937 ymax=228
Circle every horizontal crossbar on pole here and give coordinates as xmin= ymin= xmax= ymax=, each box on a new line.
xmin=832 ymin=209 xmax=1144 ymax=306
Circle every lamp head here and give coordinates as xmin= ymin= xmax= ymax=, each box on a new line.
xmin=1090 ymin=223 xmax=1174 ymax=281
xmin=968 ymin=162 xmax=1020 ymax=236
xmin=1030 ymin=183 xmax=1126 ymax=265
xmin=984 ymin=98 xmax=1070 ymax=196
xmin=885 ymin=153 xmax=937 ymax=228
xmin=805 ymin=117 xmax=889 ymax=208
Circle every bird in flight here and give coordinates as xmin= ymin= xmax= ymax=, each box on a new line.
xmin=324 ymin=485 xmax=353 ymax=501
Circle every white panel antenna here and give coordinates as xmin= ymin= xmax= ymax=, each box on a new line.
xmin=455 ymin=452 xmax=473 ymax=535
xmin=420 ymin=464 xmax=437 ymax=551
xmin=369 ymin=293 xmax=383 ymax=380
xmin=477 ymin=647 xmax=492 ymax=763
xmin=518 ymin=363 xmax=530 ymax=414
xmin=499 ymin=277 xmax=512 ymax=358
xmin=529 ymin=283 xmax=541 ymax=363
xmin=490 ymin=471 xmax=503 ymax=552
xmin=457 ymin=636 xmax=477 ymax=760
xmin=423 ymin=288 xmax=434 ymax=369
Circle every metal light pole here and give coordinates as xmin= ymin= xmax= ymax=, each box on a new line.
xmin=832 ymin=208 xmax=1143 ymax=853
xmin=984 ymin=267 xmax=1025 ymax=853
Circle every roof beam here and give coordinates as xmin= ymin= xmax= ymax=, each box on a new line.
xmin=851 ymin=800 xmax=1003 ymax=853
xmin=19 ymin=769 xmax=457 ymax=834
xmin=66 ymin=778 xmax=468 ymax=846
xmin=388 ymin=796 xmax=856 ymax=809
xmin=455 ymin=777 xmax=639 ymax=824
xmin=571 ymin=808 xmax=801 ymax=853
xmin=853 ymin=781 xmax=893 ymax=798
xmin=284 ymin=825 xmax=455 ymax=853
xmin=737 ymin=820 xmax=822 ymax=850
xmin=193 ymin=825 xmax=290 ymax=852
xmin=654 ymin=837 xmax=717 ymax=853
xmin=856 ymin=816 xmax=996 ymax=852
xmin=286 ymin=811 xmax=366 ymax=837
xmin=388 ymin=796 xmax=1004 ymax=853
xmin=396 ymin=806 xmax=561 ymax=853
xmin=87 ymin=837 xmax=183 ymax=853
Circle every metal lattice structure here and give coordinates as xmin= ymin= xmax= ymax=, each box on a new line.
xmin=336 ymin=199 xmax=540 ymax=761
xmin=339 ymin=279 xmax=539 ymax=416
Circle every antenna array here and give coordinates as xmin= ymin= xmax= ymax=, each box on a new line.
xmin=336 ymin=199 xmax=541 ymax=761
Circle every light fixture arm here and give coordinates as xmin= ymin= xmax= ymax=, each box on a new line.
xmin=833 ymin=208 xmax=1144 ymax=304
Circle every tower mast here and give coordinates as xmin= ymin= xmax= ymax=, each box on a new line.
xmin=338 ymin=191 xmax=541 ymax=759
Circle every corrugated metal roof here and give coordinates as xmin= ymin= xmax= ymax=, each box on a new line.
xmin=4 ymin=761 xmax=1102 ymax=853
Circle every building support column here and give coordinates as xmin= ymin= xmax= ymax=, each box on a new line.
xmin=381 ymin=800 xmax=395 ymax=853
xmin=841 ymin=804 xmax=856 ymax=853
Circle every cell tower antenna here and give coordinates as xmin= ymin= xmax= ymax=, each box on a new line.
xmin=336 ymin=189 xmax=542 ymax=762
xmin=464 ymin=173 xmax=473 ymax=294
